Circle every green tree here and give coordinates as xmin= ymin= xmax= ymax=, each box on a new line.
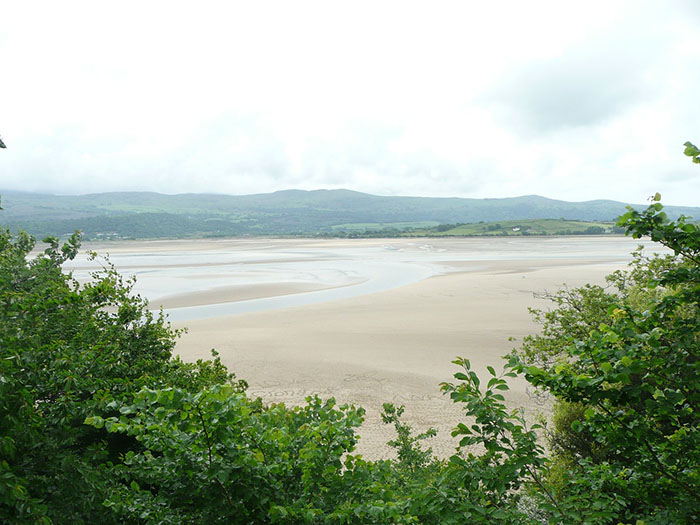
xmin=507 ymin=151 xmax=699 ymax=522
xmin=439 ymin=143 xmax=700 ymax=523
xmin=0 ymin=231 xmax=234 ymax=523
xmin=89 ymin=390 xmax=383 ymax=523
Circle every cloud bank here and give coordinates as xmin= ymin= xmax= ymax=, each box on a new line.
xmin=1 ymin=1 xmax=699 ymax=205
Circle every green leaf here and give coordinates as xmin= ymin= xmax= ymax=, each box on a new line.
xmin=683 ymin=141 xmax=700 ymax=157
xmin=85 ymin=416 xmax=104 ymax=429
xmin=468 ymin=371 xmax=480 ymax=389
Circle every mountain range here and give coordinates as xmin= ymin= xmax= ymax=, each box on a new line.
xmin=1 ymin=189 xmax=698 ymax=239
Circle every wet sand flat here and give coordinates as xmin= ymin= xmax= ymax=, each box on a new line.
xmin=115 ymin=236 xmax=663 ymax=459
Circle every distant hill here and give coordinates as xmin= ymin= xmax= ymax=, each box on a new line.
xmin=1 ymin=189 xmax=698 ymax=239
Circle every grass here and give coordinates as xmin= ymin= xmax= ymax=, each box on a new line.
xmin=331 ymin=221 xmax=441 ymax=231
xmin=409 ymin=218 xmax=616 ymax=237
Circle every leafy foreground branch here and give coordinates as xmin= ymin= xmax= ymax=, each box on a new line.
xmin=2 ymin=147 xmax=699 ymax=523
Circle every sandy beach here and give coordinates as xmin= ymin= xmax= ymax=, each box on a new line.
xmin=69 ymin=236 xmax=667 ymax=458
xmin=75 ymin=236 xmax=659 ymax=460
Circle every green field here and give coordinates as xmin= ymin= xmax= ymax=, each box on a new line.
xmin=409 ymin=218 xmax=618 ymax=236
xmin=331 ymin=221 xmax=440 ymax=232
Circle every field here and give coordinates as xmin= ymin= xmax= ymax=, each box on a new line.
xmin=330 ymin=221 xmax=441 ymax=231
xmin=410 ymin=218 xmax=615 ymax=236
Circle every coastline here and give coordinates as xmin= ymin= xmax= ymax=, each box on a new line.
xmin=168 ymin=248 xmax=635 ymax=458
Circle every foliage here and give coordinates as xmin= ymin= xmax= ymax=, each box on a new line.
xmin=439 ymin=146 xmax=700 ymax=523
xmin=685 ymin=141 xmax=700 ymax=164
xmin=3 ymin=225 xmax=527 ymax=524
xmin=381 ymin=403 xmax=438 ymax=476
xmin=88 ymin=389 xmax=372 ymax=523
xmin=87 ymin=384 xmax=537 ymax=523
xmin=0 ymin=230 xmax=240 ymax=523
xmin=502 ymin=201 xmax=700 ymax=519
xmin=440 ymin=359 xmax=550 ymax=523
xmin=518 ymin=284 xmax=619 ymax=370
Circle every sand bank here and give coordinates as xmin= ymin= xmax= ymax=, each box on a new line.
xmin=166 ymin=239 xmax=647 ymax=459
xmin=156 ymin=282 xmax=354 ymax=309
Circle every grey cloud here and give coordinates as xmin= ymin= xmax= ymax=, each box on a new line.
xmin=1 ymin=111 xmax=294 ymax=195
xmin=248 ymin=119 xmax=490 ymax=196
xmin=485 ymin=25 xmax=666 ymax=134
xmin=660 ymin=168 xmax=700 ymax=184
xmin=678 ymin=0 xmax=700 ymax=21
xmin=141 ymin=112 xmax=292 ymax=192
xmin=293 ymin=123 xmax=402 ymax=181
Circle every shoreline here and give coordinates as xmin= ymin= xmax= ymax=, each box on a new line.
xmin=169 ymin=249 xmax=638 ymax=458
xmin=63 ymin=236 xmax=667 ymax=459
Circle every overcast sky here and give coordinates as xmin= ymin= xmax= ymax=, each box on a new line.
xmin=2 ymin=1 xmax=699 ymax=205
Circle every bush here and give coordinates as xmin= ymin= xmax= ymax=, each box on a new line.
xmin=0 ymin=231 xmax=235 ymax=523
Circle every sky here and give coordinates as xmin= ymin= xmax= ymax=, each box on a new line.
xmin=1 ymin=1 xmax=700 ymax=205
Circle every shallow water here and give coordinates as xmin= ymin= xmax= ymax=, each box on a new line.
xmin=67 ymin=236 xmax=664 ymax=321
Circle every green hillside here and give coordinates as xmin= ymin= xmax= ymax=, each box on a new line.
xmin=1 ymin=189 xmax=698 ymax=239
xmin=411 ymin=218 xmax=619 ymax=237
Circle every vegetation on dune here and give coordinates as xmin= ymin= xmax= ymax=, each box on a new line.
xmin=1 ymin=146 xmax=699 ymax=523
